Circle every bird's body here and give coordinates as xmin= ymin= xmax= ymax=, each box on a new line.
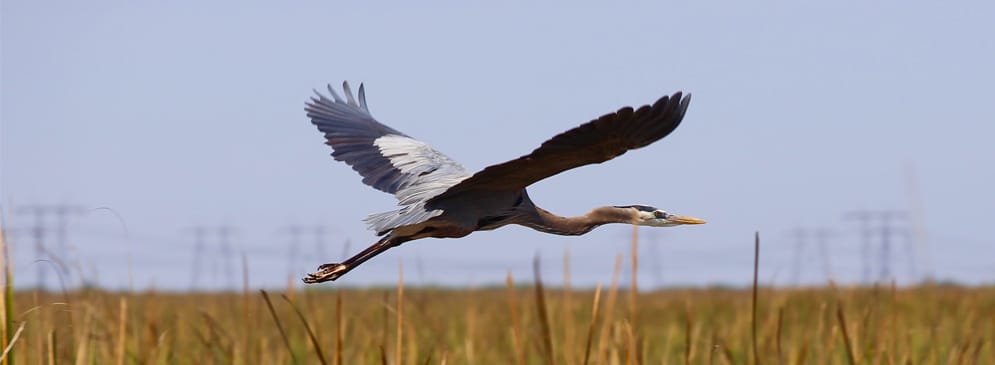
xmin=302 ymin=82 xmax=703 ymax=283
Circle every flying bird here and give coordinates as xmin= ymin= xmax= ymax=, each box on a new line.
xmin=302 ymin=82 xmax=704 ymax=283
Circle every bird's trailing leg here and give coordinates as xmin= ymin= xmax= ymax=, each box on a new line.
xmin=303 ymin=236 xmax=401 ymax=284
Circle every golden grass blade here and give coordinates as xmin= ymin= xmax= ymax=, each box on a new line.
xmin=775 ymin=306 xmax=783 ymax=365
xmin=0 ymin=219 xmax=13 ymax=365
xmin=47 ymin=331 xmax=55 ymax=365
xmin=260 ymin=290 xmax=300 ymax=365
xmin=955 ymin=340 xmax=972 ymax=365
xmin=629 ymin=225 xmax=638 ymax=326
xmin=836 ymin=304 xmax=857 ymax=365
xmin=336 ymin=289 xmax=343 ymax=365
xmin=581 ymin=282 xmax=602 ymax=365
xmin=464 ymin=304 xmax=477 ymax=364
xmin=684 ymin=301 xmax=693 ymax=365
xmin=716 ymin=333 xmax=736 ymax=365
xmin=792 ymin=341 xmax=808 ymax=365
xmin=74 ymin=307 xmax=92 ymax=365
xmin=115 ymin=296 xmax=127 ymax=365
xmin=597 ymin=253 xmax=624 ymax=362
xmin=533 ymin=256 xmax=557 ymax=365
xmin=0 ymin=322 xmax=24 ymax=362
xmin=622 ymin=321 xmax=636 ymax=365
xmin=968 ymin=337 xmax=984 ymax=365
xmin=630 ymin=225 xmax=644 ymax=365
xmin=752 ymin=231 xmax=761 ymax=365
xmin=397 ymin=262 xmax=404 ymax=365
xmin=628 ymin=225 xmax=640 ymax=365
xmin=563 ymin=248 xmax=575 ymax=365
xmin=242 ymin=252 xmax=253 ymax=360
xmin=380 ymin=290 xmax=389 ymax=365
xmin=281 ymin=294 xmax=329 ymax=365
xmin=709 ymin=331 xmax=717 ymax=365
xmin=505 ymin=271 xmax=526 ymax=365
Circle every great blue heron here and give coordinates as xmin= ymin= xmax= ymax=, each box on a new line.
xmin=302 ymin=82 xmax=704 ymax=283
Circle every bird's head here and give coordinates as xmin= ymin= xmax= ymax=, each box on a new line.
xmin=619 ymin=205 xmax=706 ymax=227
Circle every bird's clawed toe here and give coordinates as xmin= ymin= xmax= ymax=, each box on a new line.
xmin=302 ymin=263 xmax=349 ymax=284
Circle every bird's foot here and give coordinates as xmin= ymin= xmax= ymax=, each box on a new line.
xmin=302 ymin=263 xmax=349 ymax=284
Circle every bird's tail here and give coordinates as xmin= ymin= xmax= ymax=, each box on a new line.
xmin=363 ymin=204 xmax=444 ymax=235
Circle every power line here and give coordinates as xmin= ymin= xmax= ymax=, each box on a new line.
xmin=845 ymin=211 xmax=874 ymax=283
xmin=218 ymin=225 xmax=236 ymax=290
xmin=812 ymin=228 xmax=835 ymax=283
xmin=845 ymin=210 xmax=908 ymax=284
xmin=904 ymin=164 xmax=931 ymax=282
xmin=281 ymin=225 xmax=303 ymax=279
xmin=187 ymin=226 xmax=208 ymax=290
xmin=184 ymin=225 xmax=238 ymax=290
xmin=16 ymin=204 xmax=86 ymax=290
xmin=876 ymin=211 xmax=906 ymax=282
xmin=787 ymin=228 xmax=808 ymax=286
xmin=279 ymin=224 xmax=332 ymax=279
xmin=787 ymin=227 xmax=836 ymax=285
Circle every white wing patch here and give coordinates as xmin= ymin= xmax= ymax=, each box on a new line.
xmin=374 ymin=135 xmax=443 ymax=175
xmin=365 ymin=135 xmax=471 ymax=233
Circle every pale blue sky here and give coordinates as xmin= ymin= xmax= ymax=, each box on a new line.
xmin=2 ymin=1 xmax=993 ymax=290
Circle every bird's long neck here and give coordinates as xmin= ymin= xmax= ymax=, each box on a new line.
xmin=523 ymin=206 xmax=636 ymax=236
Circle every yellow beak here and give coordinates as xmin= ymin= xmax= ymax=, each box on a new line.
xmin=671 ymin=215 xmax=707 ymax=225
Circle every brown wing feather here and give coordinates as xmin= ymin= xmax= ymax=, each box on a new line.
xmin=428 ymin=92 xmax=690 ymax=202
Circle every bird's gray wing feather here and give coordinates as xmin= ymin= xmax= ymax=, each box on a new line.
xmin=306 ymin=82 xmax=471 ymax=233
xmin=428 ymin=92 xmax=691 ymax=203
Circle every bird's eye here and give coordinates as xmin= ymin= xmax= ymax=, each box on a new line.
xmin=654 ymin=211 xmax=668 ymax=219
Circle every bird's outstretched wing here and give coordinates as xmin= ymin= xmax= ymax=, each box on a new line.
xmin=428 ymin=92 xmax=690 ymax=203
xmin=305 ymin=82 xmax=470 ymax=205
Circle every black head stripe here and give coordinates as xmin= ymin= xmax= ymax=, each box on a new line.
xmin=614 ymin=205 xmax=657 ymax=212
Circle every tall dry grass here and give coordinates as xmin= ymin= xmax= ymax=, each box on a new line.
xmin=0 ymin=228 xmax=992 ymax=364
xmin=5 ymin=279 xmax=995 ymax=364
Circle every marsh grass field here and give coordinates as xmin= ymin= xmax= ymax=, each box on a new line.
xmin=6 ymin=280 xmax=995 ymax=364
xmin=1 ymin=234 xmax=993 ymax=364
